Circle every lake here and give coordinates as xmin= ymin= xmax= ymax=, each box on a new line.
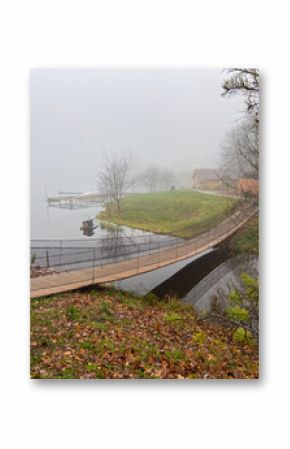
xmin=31 ymin=195 xmax=151 ymax=240
xmin=30 ymin=194 xmax=183 ymax=272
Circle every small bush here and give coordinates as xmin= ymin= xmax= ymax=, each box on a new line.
xmin=233 ymin=327 xmax=246 ymax=342
xmin=227 ymin=306 xmax=249 ymax=321
xmin=233 ymin=327 xmax=254 ymax=344
xmin=207 ymin=272 xmax=259 ymax=341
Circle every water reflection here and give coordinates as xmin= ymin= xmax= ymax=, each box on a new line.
xmin=31 ymin=195 xmax=182 ymax=271
xmin=99 ymin=223 xmax=140 ymax=260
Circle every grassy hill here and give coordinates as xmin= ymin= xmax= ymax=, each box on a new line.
xmin=97 ymin=190 xmax=238 ymax=239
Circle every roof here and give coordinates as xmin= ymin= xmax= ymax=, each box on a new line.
xmin=192 ymin=168 xmax=221 ymax=182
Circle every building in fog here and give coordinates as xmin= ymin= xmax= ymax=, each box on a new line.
xmin=192 ymin=168 xmax=238 ymax=193
xmin=192 ymin=168 xmax=221 ymax=189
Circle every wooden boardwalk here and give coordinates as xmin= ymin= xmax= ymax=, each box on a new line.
xmin=30 ymin=205 xmax=258 ymax=298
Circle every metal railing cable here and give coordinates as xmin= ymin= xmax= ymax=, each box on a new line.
xmin=30 ymin=203 xmax=258 ymax=293
xmin=31 ymin=235 xmax=182 ymax=271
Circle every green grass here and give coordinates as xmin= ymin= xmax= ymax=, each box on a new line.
xmin=97 ymin=190 xmax=239 ymax=239
xmin=229 ymin=215 xmax=259 ymax=255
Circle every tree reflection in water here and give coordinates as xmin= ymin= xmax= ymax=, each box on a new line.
xmin=99 ymin=222 xmax=138 ymax=261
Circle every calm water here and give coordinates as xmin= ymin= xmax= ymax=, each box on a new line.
xmin=31 ymin=195 xmax=182 ymax=273
xmin=31 ymin=196 xmax=155 ymax=240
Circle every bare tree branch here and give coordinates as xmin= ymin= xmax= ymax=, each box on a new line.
xmin=97 ymin=151 xmax=136 ymax=214
xmin=222 ymin=68 xmax=259 ymax=114
xmin=141 ymin=165 xmax=160 ymax=192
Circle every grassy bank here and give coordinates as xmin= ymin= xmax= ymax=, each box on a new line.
xmin=31 ymin=287 xmax=258 ymax=379
xmin=97 ymin=190 xmax=238 ymax=239
xmin=228 ymin=214 xmax=259 ymax=255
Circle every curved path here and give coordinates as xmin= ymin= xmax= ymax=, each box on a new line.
xmin=30 ymin=204 xmax=258 ymax=298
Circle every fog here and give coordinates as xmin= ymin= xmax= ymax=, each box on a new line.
xmin=31 ymin=68 xmax=243 ymax=197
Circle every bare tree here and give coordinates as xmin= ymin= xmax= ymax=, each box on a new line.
xmin=141 ymin=166 xmax=175 ymax=192
xmin=220 ymin=68 xmax=259 ymax=197
xmin=222 ymin=118 xmax=259 ymax=178
xmin=222 ymin=68 xmax=259 ymax=115
xmin=141 ymin=165 xmax=160 ymax=192
xmin=159 ymin=168 xmax=175 ymax=191
xmin=97 ymin=152 xmax=136 ymax=214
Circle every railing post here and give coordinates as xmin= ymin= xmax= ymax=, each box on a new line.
xmin=46 ymin=250 xmax=49 ymax=268
xmin=59 ymin=240 xmax=62 ymax=267
xmin=92 ymin=248 xmax=96 ymax=283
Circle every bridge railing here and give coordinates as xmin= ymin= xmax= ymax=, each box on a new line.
xmin=30 ymin=202 xmax=258 ymax=295
xmin=30 ymin=234 xmax=183 ymax=273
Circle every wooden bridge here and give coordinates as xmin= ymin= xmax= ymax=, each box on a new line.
xmin=30 ymin=204 xmax=258 ymax=298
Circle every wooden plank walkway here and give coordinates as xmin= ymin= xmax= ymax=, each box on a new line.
xmin=31 ymin=206 xmax=258 ymax=298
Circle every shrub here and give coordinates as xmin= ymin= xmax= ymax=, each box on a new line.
xmin=206 ymin=272 xmax=259 ymax=341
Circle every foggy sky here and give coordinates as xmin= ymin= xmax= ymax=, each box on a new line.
xmin=31 ymin=68 xmax=243 ymax=196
